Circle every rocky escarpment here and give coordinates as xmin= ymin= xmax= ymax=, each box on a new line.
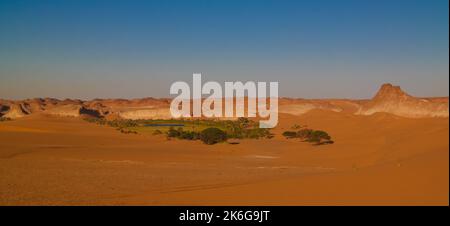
xmin=2 ymin=103 xmax=31 ymax=118
xmin=118 ymin=108 xmax=172 ymax=120
xmin=44 ymin=104 xmax=101 ymax=118
xmin=0 ymin=84 xmax=448 ymax=120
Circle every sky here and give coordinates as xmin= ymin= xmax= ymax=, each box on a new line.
xmin=0 ymin=0 xmax=448 ymax=100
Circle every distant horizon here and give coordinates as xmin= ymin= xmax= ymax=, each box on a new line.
xmin=2 ymin=82 xmax=449 ymax=102
xmin=1 ymin=0 xmax=448 ymax=100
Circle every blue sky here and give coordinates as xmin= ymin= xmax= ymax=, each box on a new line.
xmin=0 ymin=0 xmax=448 ymax=99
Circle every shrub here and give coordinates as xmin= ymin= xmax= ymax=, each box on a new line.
xmin=307 ymin=130 xmax=331 ymax=144
xmin=282 ymin=131 xmax=298 ymax=139
xmin=180 ymin=130 xmax=199 ymax=140
xmin=283 ymin=127 xmax=334 ymax=145
xmin=297 ymin=129 xmax=313 ymax=139
xmin=166 ymin=127 xmax=200 ymax=140
xmin=200 ymin=127 xmax=227 ymax=145
xmin=246 ymin=128 xmax=272 ymax=139
xmin=167 ymin=127 xmax=181 ymax=138
xmin=237 ymin=117 xmax=251 ymax=128
xmin=222 ymin=118 xmax=272 ymax=140
xmin=226 ymin=122 xmax=243 ymax=138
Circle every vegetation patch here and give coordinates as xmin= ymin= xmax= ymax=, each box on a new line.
xmin=167 ymin=127 xmax=227 ymax=145
xmin=84 ymin=117 xmax=273 ymax=144
xmin=283 ymin=128 xmax=334 ymax=145
xmin=200 ymin=127 xmax=227 ymax=144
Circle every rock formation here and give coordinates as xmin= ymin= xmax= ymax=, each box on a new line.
xmin=0 ymin=83 xmax=448 ymax=119
xmin=356 ymin=83 xmax=449 ymax=118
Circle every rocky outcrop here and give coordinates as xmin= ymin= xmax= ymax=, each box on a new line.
xmin=118 ymin=108 xmax=172 ymax=120
xmin=45 ymin=105 xmax=100 ymax=117
xmin=0 ymin=84 xmax=447 ymax=120
xmin=2 ymin=103 xmax=30 ymax=118
xmin=356 ymin=83 xmax=449 ymax=118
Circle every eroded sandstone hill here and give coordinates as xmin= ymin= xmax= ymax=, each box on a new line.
xmin=356 ymin=83 xmax=449 ymax=118
xmin=0 ymin=84 xmax=448 ymax=119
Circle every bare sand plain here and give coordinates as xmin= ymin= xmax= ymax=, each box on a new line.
xmin=0 ymin=110 xmax=448 ymax=205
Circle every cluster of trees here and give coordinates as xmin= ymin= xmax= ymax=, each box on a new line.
xmin=84 ymin=117 xmax=273 ymax=143
xmin=168 ymin=127 xmax=199 ymax=140
xmin=282 ymin=128 xmax=334 ymax=145
xmin=223 ymin=118 xmax=273 ymax=139
xmin=167 ymin=117 xmax=273 ymax=145
xmin=167 ymin=127 xmax=227 ymax=145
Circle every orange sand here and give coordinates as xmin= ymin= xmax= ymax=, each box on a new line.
xmin=0 ymin=112 xmax=448 ymax=205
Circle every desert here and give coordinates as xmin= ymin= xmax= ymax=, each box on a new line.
xmin=0 ymin=84 xmax=448 ymax=205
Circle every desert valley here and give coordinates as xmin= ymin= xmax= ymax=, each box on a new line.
xmin=0 ymin=83 xmax=448 ymax=205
